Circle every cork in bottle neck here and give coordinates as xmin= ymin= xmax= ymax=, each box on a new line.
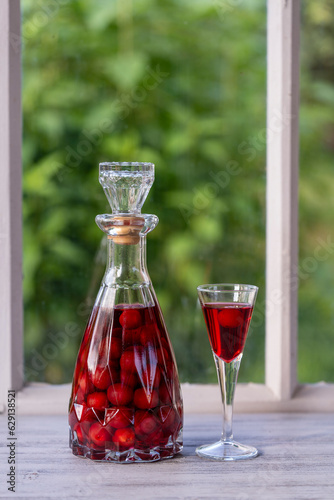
xmin=95 ymin=213 xmax=159 ymax=244
xmin=106 ymin=215 xmax=145 ymax=245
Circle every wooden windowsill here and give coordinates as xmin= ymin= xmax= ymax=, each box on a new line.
xmin=1 ymin=412 xmax=333 ymax=499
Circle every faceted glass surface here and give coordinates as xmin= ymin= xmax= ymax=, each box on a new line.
xmin=99 ymin=162 xmax=154 ymax=214
xmin=69 ymin=303 xmax=183 ymax=462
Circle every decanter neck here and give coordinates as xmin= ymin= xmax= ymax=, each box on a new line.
xmin=95 ymin=213 xmax=158 ymax=287
xmin=104 ymin=235 xmax=150 ymax=286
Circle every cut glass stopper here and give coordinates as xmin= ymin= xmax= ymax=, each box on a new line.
xmin=99 ymin=162 xmax=154 ymax=215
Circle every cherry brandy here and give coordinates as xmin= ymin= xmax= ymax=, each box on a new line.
xmin=197 ymin=284 xmax=258 ymax=461
xmin=202 ymin=303 xmax=253 ymax=362
xmin=69 ymin=163 xmax=183 ymax=462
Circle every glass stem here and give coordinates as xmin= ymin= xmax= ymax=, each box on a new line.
xmin=214 ymin=353 xmax=242 ymax=442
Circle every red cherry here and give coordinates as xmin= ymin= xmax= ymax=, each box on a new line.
xmin=73 ymin=422 xmax=85 ymax=444
xmin=78 ymin=371 xmax=89 ymax=393
xmin=140 ymin=324 xmax=158 ymax=345
xmin=122 ymin=327 xmax=141 ymax=349
xmin=105 ymin=407 xmax=134 ymax=429
xmin=163 ymin=360 xmax=175 ymax=382
xmin=107 ymin=383 xmax=133 ymax=406
xmin=79 ymin=345 xmax=89 ymax=366
xmin=159 ymin=406 xmax=177 ymax=433
xmin=135 ymin=411 xmax=160 ymax=436
xmin=159 ymin=380 xmax=172 ymax=405
xmin=134 ymin=388 xmax=159 ymax=409
xmin=110 ymin=367 xmax=121 ymax=384
xmin=87 ymin=391 xmax=109 ymax=410
xmin=139 ymin=366 xmax=161 ymax=389
xmin=92 ymin=362 xmax=120 ymax=386
xmin=157 ymin=347 xmax=169 ymax=366
xmin=120 ymin=370 xmax=138 ymax=388
xmin=89 ymin=422 xmax=113 ymax=447
xmin=75 ymin=388 xmax=86 ymax=404
xmin=113 ymin=427 xmax=135 ymax=449
xmin=218 ymin=308 xmax=243 ymax=328
xmin=119 ymin=309 xmax=142 ymax=329
xmin=120 ymin=349 xmax=136 ymax=372
xmin=80 ymin=406 xmax=102 ymax=436
xmin=109 ymin=337 xmax=122 ymax=360
xmin=134 ymin=347 xmax=159 ymax=388
xmin=149 ymin=428 xmax=165 ymax=446
xmin=80 ymin=405 xmax=102 ymax=423
xmin=90 ymin=366 xmax=111 ymax=390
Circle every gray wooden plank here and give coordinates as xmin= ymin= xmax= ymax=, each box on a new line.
xmin=0 ymin=414 xmax=333 ymax=499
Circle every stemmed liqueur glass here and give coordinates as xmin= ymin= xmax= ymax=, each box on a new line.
xmin=196 ymin=284 xmax=258 ymax=461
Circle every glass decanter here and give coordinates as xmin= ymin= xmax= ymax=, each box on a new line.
xmin=69 ymin=162 xmax=183 ymax=463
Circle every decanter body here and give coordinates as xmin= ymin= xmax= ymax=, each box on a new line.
xmin=69 ymin=162 xmax=183 ymax=462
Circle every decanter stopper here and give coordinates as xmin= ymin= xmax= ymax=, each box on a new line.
xmin=96 ymin=162 xmax=158 ymax=245
xmin=99 ymin=162 xmax=155 ymax=214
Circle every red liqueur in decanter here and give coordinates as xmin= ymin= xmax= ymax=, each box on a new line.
xmin=69 ymin=162 xmax=183 ymax=462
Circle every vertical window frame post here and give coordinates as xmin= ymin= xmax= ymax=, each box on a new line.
xmin=0 ymin=0 xmax=23 ymax=411
xmin=266 ymin=0 xmax=300 ymax=400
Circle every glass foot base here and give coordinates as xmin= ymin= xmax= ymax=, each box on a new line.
xmin=196 ymin=440 xmax=258 ymax=461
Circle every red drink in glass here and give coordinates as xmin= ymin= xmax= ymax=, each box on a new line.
xmin=196 ymin=284 xmax=258 ymax=461
xmin=202 ymin=303 xmax=253 ymax=362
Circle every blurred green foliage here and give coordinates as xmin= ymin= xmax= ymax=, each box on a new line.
xmin=22 ymin=0 xmax=334 ymax=384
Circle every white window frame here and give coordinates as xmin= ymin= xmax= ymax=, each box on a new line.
xmin=0 ymin=0 xmax=23 ymax=412
xmin=1 ymin=0 xmax=333 ymax=414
